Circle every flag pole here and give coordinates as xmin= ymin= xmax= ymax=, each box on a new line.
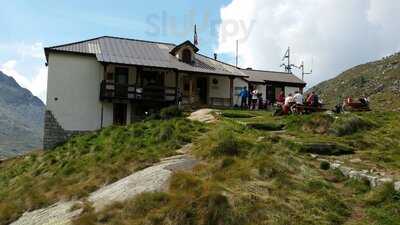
xmin=236 ymin=40 xmax=238 ymax=67
xmin=194 ymin=24 xmax=198 ymax=46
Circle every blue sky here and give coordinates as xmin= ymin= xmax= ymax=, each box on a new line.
xmin=1 ymin=0 xmax=400 ymax=102
xmin=0 ymin=0 xmax=233 ymax=101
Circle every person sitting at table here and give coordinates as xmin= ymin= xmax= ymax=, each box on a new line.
xmin=292 ymin=91 xmax=304 ymax=113
xmin=276 ymin=91 xmax=285 ymax=106
xmin=283 ymin=93 xmax=295 ymax=114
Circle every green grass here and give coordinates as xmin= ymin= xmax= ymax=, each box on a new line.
xmin=3 ymin=109 xmax=400 ymax=225
xmin=0 ymin=118 xmax=205 ymax=225
xmin=74 ymin=112 xmax=357 ymax=225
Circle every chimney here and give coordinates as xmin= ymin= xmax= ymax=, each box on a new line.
xmin=214 ymin=53 xmax=218 ymax=60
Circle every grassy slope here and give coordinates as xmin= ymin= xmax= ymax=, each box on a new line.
xmin=73 ymin=110 xmax=400 ymax=225
xmin=0 ymin=118 xmax=205 ymax=225
xmin=308 ymin=53 xmax=400 ymax=111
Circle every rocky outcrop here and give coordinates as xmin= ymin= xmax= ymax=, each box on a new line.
xmin=318 ymin=158 xmax=399 ymax=191
xmin=188 ymin=108 xmax=217 ymax=123
xmin=10 ymin=145 xmax=198 ymax=225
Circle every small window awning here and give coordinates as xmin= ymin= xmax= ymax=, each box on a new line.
xmin=170 ymin=40 xmax=199 ymax=56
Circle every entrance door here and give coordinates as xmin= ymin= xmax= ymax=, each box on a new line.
xmin=115 ymin=67 xmax=129 ymax=98
xmin=113 ymin=103 xmax=127 ymax=125
xmin=266 ymin=84 xmax=275 ymax=103
xmin=196 ymin=77 xmax=208 ymax=104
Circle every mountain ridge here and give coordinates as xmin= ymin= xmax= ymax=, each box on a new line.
xmin=309 ymin=52 xmax=400 ymax=111
xmin=0 ymin=70 xmax=45 ymax=159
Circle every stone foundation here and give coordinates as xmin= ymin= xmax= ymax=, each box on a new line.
xmin=43 ymin=110 xmax=88 ymax=150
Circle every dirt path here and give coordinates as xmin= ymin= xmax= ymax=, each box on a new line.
xmin=10 ymin=145 xmax=197 ymax=225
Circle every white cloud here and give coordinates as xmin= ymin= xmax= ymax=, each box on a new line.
xmin=1 ymin=60 xmax=47 ymax=103
xmin=16 ymin=42 xmax=45 ymax=61
xmin=216 ymin=0 xmax=400 ymax=88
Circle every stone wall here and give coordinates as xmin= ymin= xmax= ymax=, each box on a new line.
xmin=43 ymin=110 xmax=88 ymax=150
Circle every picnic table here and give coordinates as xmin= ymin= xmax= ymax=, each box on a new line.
xmin=293 ymin=104 xmax=328 ymax=113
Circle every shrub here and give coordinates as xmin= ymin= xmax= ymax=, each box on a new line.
xmin=169 ymin=172 xmax=203 ymax=195
xmin=306 ymin=179 xmax=332 ymax=192
xmin=299 ymin=142 xmax=354 ymax=156
xmin=247 ymin=122 xmax=284 ymax=131
xmin=329 ymin=115 xmax=376 ymax=136
xmin=212 ymin=130 xmax=241 ymax=156
xmin=221 ymin=157 xmax=236 ymax=168
xmin=160 ymin=105 xmax=183 ymax=120
xmin=344 ymin=179 xmax=370 ymax=194
xmin=157 ymin=123 xmax=175 ymax=142
xmin=302 ymin=114 xmax=335 ymax=134
xmin=125 ymin=192 xmax=170 ymax=216
xmin=320 ymin=161 xmax=330 ymax=170
xmin=202 ymin=192 xmax=237 ymax=225
xmin=365 ymin=183 xmax=397 ymax=205
xmin=222 ymin=111 xmax=255 ymax=118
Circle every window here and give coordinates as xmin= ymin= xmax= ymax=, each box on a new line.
xmin=182 ymin=49 xmax=192 ymax=64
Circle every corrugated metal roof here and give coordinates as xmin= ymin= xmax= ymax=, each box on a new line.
xmin=241 ymin=69 xmax=306 ymax=85
xmin=45 ymin=36 xmax=248 ymax=77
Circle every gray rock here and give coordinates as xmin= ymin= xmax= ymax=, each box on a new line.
xmin=377 ymin=177 xmax=394 ymax=186
xmin=339 ymin=166 xmax=353 ymax=176
xmin=394 ymin=181 xmax=400 ymax=192
xmin=11 ymin=146 xmax=198 ymax=225
xmin=330 ymin=163 xmax=342 ymax=170
xmin=349 ymin=158 xmax=362 ymax=163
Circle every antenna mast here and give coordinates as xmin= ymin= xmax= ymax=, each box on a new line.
xmin=281 ymin=47 xmax=295 ymax=73
xmin=299 ymin=60 xmax=313 ymax=81
xmin=292 ymin=60 xmax=313 ymax=81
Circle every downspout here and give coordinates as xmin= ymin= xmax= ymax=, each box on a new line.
xmin=101 ymin=63 xmax=107 ymax=129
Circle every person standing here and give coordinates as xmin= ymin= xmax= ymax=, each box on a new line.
xmin=251 ymin=89 xmax=259 ymax=110
xmin=239 ymin=87 xmax=248 ymax=109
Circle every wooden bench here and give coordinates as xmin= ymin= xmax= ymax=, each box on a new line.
xmin=343 ymin=102 xmax=371 ymax=112
xmin=292 ymin=104 xmax=328 ymax=113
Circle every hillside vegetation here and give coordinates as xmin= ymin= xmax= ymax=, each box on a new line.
xmin=0 ymin=118 xmax=205 ymax=224
xmin=309 ymin=53 xmax=400 ymax=111
xmin=1 ymin=109 xmax=399 ymax=225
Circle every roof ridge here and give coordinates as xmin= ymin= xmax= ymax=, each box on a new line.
xmin=102 ymin=36 xmax=176 ymax=46
xmin=45 ymin=36 xmax=102 ymax=49
xmin=239 ymin=68 xmax=290 ymax=74
xmin=196 ymin=53 xmax=239 ymax=69
xmin=45 ymin=36 xmax=177 ymax=50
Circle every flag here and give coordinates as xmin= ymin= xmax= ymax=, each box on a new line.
xmin=194 ymin=24 xmax=199 ymax=46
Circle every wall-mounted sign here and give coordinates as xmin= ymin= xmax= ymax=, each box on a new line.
xmin=212 ymin=78 xmax=218 ymax=85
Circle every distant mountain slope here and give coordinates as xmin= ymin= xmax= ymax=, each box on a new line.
xmin=0 ymin=71 xmax=45 ymax=159
xmin=309 ymin=53 xmax=400 ymax=111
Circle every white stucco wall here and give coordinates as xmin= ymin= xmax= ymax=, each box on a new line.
xmin=254 ymin=84 xmax=267 ymax=100
xmin=102 ymin=102 xmax=114 ymax=127
xmin=47 ymin=53 xmax=104 ymax=131
xmin=233 ymin=78 xmax=248 ymax=106
xmin=209 ymin=76 xmax=230 ymax=99
xmin=284 ymin=86 xmax=300 ymax=97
